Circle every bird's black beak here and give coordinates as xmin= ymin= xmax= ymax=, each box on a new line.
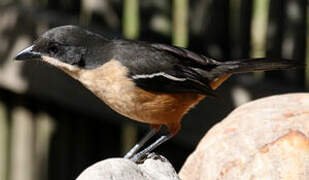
xmin=14 ymin=45 xmax=42 ymax=61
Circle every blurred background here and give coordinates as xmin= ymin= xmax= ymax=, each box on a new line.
xmin=0 ymin=0 xmax=307 ymax=179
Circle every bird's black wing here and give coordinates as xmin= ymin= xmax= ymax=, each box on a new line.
xmin=150 ymin=43 xmax=220 ymax=67
xmin=114 ymin=40 xmax=221 ymax=97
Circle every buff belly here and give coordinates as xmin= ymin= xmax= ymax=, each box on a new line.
xmin=75 ymin=60 xmax=205 ymax=126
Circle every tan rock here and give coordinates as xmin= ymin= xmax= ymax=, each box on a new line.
xmin=179 ymin=93 xmax=309 ymax=180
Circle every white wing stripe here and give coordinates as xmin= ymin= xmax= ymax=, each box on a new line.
xmin=132 ymin=72 xmax=186 ymax=81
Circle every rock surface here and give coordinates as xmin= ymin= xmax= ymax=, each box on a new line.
xmin=76 ymin=153 xmax=180 ymax=180
xmin=179 ymin=93 xmax=309 ymax=180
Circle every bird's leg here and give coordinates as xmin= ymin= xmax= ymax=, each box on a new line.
xmin=124 ymin=126 xmax=160 ymax=159
xmin=130 ymin=131 xmax=173 ymax=163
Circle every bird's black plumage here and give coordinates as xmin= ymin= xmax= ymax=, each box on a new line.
xmin=31 ymin=25 xmax=113 ymax=69
xmin=15 ymin=25 xmax=303 ymax=97
xmin=105 ymin=40 xmax=220 ymax=97
xmin=108 ymin=40 xmax=302 ymax=96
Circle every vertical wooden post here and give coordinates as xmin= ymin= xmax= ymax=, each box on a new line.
xmin=0 ymin=102 xmax=9 ymax=180
xmin=251 ymin=0 xmax=270 ymax=79
xmin=80 ymin=0 xmax=92 ymax=25
xmin=34 ymin=113 xmax=55 ymax=180
xmin=123 ymin=0 xmax=140 ymax=39
xmin=121 ymin=0 xmax=140 ymax=155
xmin=172 ymin=0 xmax=188 ymax=47
xmin=10 ymin=107 xmax=35 ymax=180
xmin=251 ymin=0 xmax=270 ymax=57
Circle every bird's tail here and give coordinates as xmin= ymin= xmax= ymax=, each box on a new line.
xmin=212 ymin=58 xmax=304 ymax=78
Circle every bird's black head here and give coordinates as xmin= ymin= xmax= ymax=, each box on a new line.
xmin=14 ymin=25 xmax=110 ymax=70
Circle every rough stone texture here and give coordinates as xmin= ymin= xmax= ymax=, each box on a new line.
xmin=179 ymin=93 xmax=309 ymax=180
xmin=76 ymin=154 xmax=180 ymax=180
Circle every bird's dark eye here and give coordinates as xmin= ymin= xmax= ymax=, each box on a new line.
xmin=48 ymin=44 xmax=59 ymax=54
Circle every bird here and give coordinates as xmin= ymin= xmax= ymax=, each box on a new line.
xmin=14 ymin=25 xmax=304 ymax=162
